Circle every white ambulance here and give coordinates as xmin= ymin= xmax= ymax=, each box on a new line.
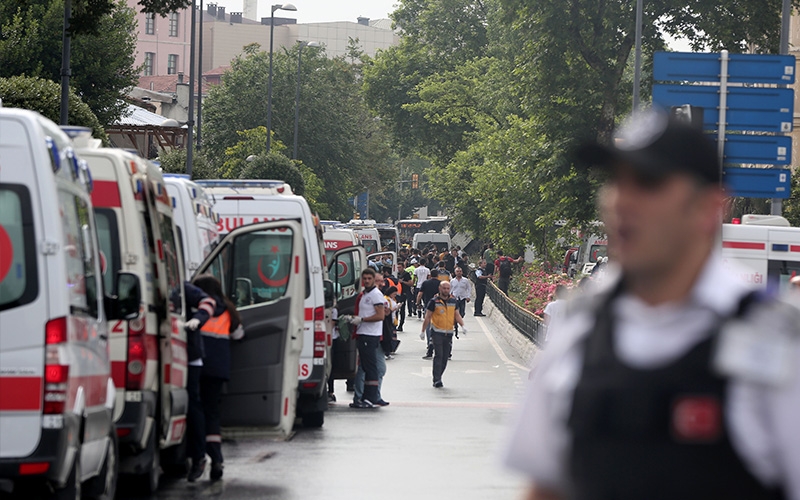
xmin=163 ymin=174 xmax=219 ymax=278
xmin=722 ymin=214 xmax=800 ymax=292
xmin=197 ymin=179 xmax=335 ymax=428
xmin=322 ymin=226 xmax=360 ymax=264
xmin=77 ymin=143 xmax=187 ymax=492
xmin=0 ymin=109 xmax=124 ymax=497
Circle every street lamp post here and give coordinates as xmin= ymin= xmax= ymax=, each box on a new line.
xmin=293 ymin=41 xmax=319 ymax=160
xmin=267 ymin=3 xmax=297 ymax=153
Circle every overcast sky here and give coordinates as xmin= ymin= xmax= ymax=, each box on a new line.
xmin=212 ymin=0 xmax=400 ymax=24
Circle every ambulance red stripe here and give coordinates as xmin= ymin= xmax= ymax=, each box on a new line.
xmin=91 ymin=180 xmax=122 ymax=208
xmin=0 ymin=377 xmax=42 ymax=411
xmin=722 ymin=241 xmax=765 ymax=250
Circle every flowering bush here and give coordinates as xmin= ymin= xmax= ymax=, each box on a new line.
xmin=510 ymin=262 xmax=575 ymax=317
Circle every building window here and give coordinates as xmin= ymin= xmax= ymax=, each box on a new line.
xmin=169 ymin=12 xmax=179 ymax=37
xmin=167 ymin=54 xmax=178 ymax=75
xmin=145 ymin=12 xmax=154 ymax=35
xmin=144 ymin=52 xmax=155 ymax=76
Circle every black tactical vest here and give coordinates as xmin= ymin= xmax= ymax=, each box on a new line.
xmin=566 ymin=288 xmax=784 ymax=500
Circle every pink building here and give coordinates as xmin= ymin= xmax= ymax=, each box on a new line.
xmin=127 ymin=0 xmax=193 ymax=77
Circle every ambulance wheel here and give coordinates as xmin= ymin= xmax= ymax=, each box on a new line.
xmin=83 ymin=427 xmax=118 ymax=500
xmin=51 ymin=454 xmax=80 ymax=500
xmin=302 ymin=411 xmax=324 ymax=428
xmin=138 ymin=428 xmax=160 ymax=494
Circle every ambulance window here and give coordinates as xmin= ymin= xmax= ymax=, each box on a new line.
xmin=589 ymin=245 xmax=608 ymax=263
xmin=362 ymin=240 xmax=378 ymax=254
xmin=59 ymin=191 xmax=99 ymax=317
xmin=231 ymin=228 xmax=296 ymax=305
xmin=767 ymin=260 xmax=800 ymax=293
xmin=0 ymin=184 xmax=38 ymax=311
xmin=160 ymin=214 xmax=183 ymax=316
xmin=94 ymin=208 xmax=121 ymax=295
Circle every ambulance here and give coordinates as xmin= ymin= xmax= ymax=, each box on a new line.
xmin=76 ymin=142 xmax=187 ymax=492
xmin=197 ymin=179 xmax=335 ymax=428
xmin=322 ymin=226 xmax=360 ymax=264
xmin=722 ymin=214 xmax=800 ymax=292
xmin=163 ymin=174 xmax=219 ymax=278
xmin=0 ymin=109 xmax=125 ymax=497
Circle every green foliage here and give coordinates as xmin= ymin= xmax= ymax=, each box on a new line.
xmin=221 ymin=127 xmax=288 ymax=179
xmin=0 ymin=75 xmax=107 ymax=142
xmin=0 ymin=0 xmax=139 ymax=125
xmin=202 ymin=44 xmax=396 ymax=220
xmin=239 ymin=152 xmax=305 ymax=195
xmin=157 ymin=149 xmax=214 ymax=179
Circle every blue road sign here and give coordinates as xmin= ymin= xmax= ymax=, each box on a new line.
xmin=654 ymin=52 xmax=796 ymax=85
xmin=723 ymin=167 xmax=791 ymax=198
xmin=712 ymin=134 xmax=792 ymax=165
xmin=653 ymin=84 xmax=794 ymax=133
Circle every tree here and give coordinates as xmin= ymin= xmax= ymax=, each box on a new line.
xmin=0 ymin=75 xmax=107 ymax=142
xmin=0 ymin=0 xmax=139 ymax=125
xmin=157 ymin=148 xmax=214 ymax=179
xmin=239 ymin=152 xmax=305 ymax=195
xmin=202 ymin=44 xmax=396 ymax=220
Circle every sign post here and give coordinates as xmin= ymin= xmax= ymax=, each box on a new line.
xmin=653 ymin=51 xmax=796 ymax=206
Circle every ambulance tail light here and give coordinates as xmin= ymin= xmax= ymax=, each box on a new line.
xmin=313 ymin=306 xmax=326 ymax=358
xmin=126 ymin=318 xmax=147 ymax=390
xmin=732 ymin=218 xmax=741 ymax=224
xmin=44 ymin=317 xmax=69 ymax=415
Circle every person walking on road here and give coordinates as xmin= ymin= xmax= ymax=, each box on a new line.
xmin=348 ymin=268 xmax=385 ymax=409
xmin=192 ymin=274 xmax=244 ymax=481
xmin=396 ymin=262 xmax=414 ymax=331
xmin=450 ymin=266 xmax=472 ymax=336
xmin=417 ymin=270 xmax=442 ymax=358
xmin=473 ymin=259 xmax=491 ymax=316
xmin=504 ymin=107 xmax=800 ymax=500
xmin=414 ymin=259 xmax=431 ymax=318
xmin=420 ymin=281 xmax=466 ymax=388
xmin=542 ymin=284 xmax=568 ymax=342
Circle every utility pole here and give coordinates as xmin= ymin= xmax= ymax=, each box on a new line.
xmin=59 ymin=0 xmax=72 ymax=125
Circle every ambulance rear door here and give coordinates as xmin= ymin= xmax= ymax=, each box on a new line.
xmin=328 ymin=246 xmax=365 ymax=379
xmin=195 ymin=219 xmax=305 ymax=437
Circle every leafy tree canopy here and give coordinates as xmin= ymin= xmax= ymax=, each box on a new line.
xmin=0 ymin=0 xmax=139 ymax=125
xmin=0 ymin=75 xmax=107 ymax=142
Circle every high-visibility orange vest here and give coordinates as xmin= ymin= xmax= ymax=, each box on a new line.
xmin=200 ymin=310 xmax=231 ymax=338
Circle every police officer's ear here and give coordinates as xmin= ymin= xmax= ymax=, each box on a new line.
xmin=692 ymin=182 xmax=726 ymax=235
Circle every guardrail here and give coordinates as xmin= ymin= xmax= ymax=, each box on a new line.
xmin=486 ymin=281 xmax=546 ymax=347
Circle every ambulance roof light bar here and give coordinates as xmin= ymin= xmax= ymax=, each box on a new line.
xmin=740 ymin=214 xmax=791 ymax=227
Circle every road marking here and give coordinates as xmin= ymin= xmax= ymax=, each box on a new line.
xmin=334 ymin=400 xmax=515 ymax=409
xmin=476 ymin=317 xmax=530 ymax=372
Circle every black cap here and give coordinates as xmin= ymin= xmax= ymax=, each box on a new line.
xmin=576 ymin=107 xmax=720 ymax=185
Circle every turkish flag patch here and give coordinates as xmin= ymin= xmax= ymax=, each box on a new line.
xmin=671 ymin=395 xmax=722 ymax=443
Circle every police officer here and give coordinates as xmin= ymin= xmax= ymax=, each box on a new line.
xmin=504 ymin=108 xmax=800 ymax=500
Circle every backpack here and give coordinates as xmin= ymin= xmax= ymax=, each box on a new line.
xmin=498 ymin=258 xmax=513 ymax=278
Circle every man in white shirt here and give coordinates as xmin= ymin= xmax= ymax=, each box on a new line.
xmin=449 ymin=266 xmax=472 ymax=336
xmin=414 ymin=259 xmax=431 ymax=318
xmin=542 ymin=285 xmax=568 ymax=342
xmin=504 ymin=108 xmax=800 ymax=500
xmin=350 ymin=268 xmax=385 ymax=408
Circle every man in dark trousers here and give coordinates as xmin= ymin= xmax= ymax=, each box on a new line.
xmin=504 ymin=108 xmax=800 ymax=500
xmin=473 ymin=259 xmax=491 ymax=316
xmin=416 ymin=269 xmax=441 ymax=359
xmin=494 ymin=250 xmax=523 ymax=296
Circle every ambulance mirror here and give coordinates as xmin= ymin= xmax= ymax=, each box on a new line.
xmin=323 ymin=279 xmax=335 ymax=308
xmin=115 ymin=272 xmax=141 ymax=320
xmin=234 ymin=278 xmax=254 ymax=308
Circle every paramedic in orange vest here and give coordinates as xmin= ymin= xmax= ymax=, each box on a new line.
xmin=192 ymin=275 xmax=244 ymax=481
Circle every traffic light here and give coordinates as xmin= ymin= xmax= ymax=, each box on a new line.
xmin=411 ymin=173 xmax=419 ymax=189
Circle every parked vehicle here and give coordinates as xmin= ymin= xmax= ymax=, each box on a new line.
xmin=412 ymin=231 xmax=451 ymax=253
xmin=322 ymin=226 xmax=360 ymax=265
xmin=163 ymin=174 xmax=220 ymax=279
xmin=78 ymin=142 xmax=188 ymax=492
xmin=722 ymin=214 xmax=800 ymax=292
xmin=0 ymin=109 xmax=126 ymax=498
xmin=197 ymin=179 xmax=335 ymax=428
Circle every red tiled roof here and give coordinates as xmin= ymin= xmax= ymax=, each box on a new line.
xmin=137 ymin=67 xmax=229 ymax=94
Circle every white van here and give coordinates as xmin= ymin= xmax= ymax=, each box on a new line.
xmin=322 ymin=226 xmax=360 ymax=264
xmin=412 ymin=231 xmax=451 ymax=253
xmin=0 ymin=109 xmax=124 ymax=497
xmin=78 ymin=145 xmax=188 ymax=492
xmin=722 ymin=214 xmax=800 ymax=292
xmin=197 ymin=179 xmax=334 ymax=428
xmin=163 ymin=174 xmax=219 ymax=278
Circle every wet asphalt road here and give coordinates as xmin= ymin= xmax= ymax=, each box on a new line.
xmin=119 ymin=304 xmax=532 ymax=500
